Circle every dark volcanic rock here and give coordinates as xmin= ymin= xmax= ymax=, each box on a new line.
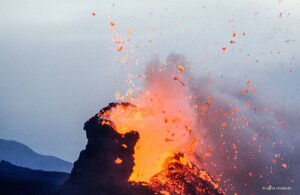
xmin=59 ymin=103 xmax=153 ymax=194
xmin=149 ymin=153 xmax=225 ymax=195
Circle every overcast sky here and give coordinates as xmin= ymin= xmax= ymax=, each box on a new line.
xmin=0 ymin=0 xmax=299 ymax=163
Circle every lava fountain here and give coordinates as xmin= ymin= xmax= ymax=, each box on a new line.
xmin=100 ymin=56 xmax=198 ymax=182
xmin=59 ymin=54 xmax=225 ymax=194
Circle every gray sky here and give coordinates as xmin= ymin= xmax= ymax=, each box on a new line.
xmin=0 ymin=0 xmax=299 ymax=165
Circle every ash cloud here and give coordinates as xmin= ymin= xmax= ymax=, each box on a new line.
xmin=146 ymin=53 xmax=299 ymax=194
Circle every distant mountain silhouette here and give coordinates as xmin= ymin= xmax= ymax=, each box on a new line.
xmin=0 ymin=160 xmax=69 ymax=194
xmin=0 ymin=139 xmax=72 ymax=173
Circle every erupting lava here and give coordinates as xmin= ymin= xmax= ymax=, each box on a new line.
xmin=60 ymin=55 xmax=225 ymax=194
xmin=99 ymin=103 xmax=195 ymax=182
xmin=100 ymin=59 xmax=198 ymax=182
xmin=60 ymin=102 xmax=224 ymax=194
xmin=95 ymin=102 xmax=224 ymax=194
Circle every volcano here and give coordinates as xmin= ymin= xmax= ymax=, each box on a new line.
xmin=59 ymin=103 xmax=225 ymax=195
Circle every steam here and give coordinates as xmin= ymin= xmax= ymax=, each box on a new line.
xmin=186 ymin=62 xmax=299 ymax=194
xmin=170 ymin=54 xmax=298 ymax=194
xmin=144 ymin=53 xmax=298 ymax=194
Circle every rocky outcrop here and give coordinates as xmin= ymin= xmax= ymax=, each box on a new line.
xmin=149 ymin=153 xmax=225 ymax=195
xmin=58 ymin=103 xmax=153 ymax=194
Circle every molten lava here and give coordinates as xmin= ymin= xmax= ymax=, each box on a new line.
xmin=60 ymin=102 xmax=224 ymax=195
xmin=97 ymin=102 xmax=224 ymax=194
xmin=99 ymin=102 xmax=195 ymax=182
xmin=99 ymin=59 xmax=199 ymax=182
xmin=60 ymin=55 xmax=225 ymax=194
xmin=149 ymin=153 xmax=224 ymax=195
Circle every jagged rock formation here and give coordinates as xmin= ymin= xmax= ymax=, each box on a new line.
xmin=149 ymin=153 xmax=224 ymax=195
xmin=59 ymin=103 xmax=224 ymax=195
xmin=59 ymin=103 xmax=153 ymax=194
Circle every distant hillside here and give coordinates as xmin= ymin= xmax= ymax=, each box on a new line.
xmin=0 ymin=139 xmax=72 ymax=173
xmin=0 ymin=160 xmax=69 ymax=194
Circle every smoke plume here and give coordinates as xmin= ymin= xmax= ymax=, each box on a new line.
xmin=133 ymin=53 xmax=299 ymax=194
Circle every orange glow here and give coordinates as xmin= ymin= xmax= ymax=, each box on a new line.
xmin=173 ymin=76 xmax=185 ymax=86
xmin=103 ymin=103 xmax=194 ymax=181
xmin=232 ymin=108 xmax=239 ymax=114
xmin=117 ymin=46 xmax=123 ymax=52
xmin=128 ymin=28 xmax=133 ymax=35
xmin=100 ymin=63 xmax=197 ymax=182
xmin=178 ymin=64 xmax=184 ymax=73
xmin=199 ymin=170 xmax=219 ymax=188
xmin=115 ymin=92 xmax=120 ymax=100
xmin=115 ymin=157 xmax=123 ymax=164
xmin=222 ymin=122 xmax=227 ymax=127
